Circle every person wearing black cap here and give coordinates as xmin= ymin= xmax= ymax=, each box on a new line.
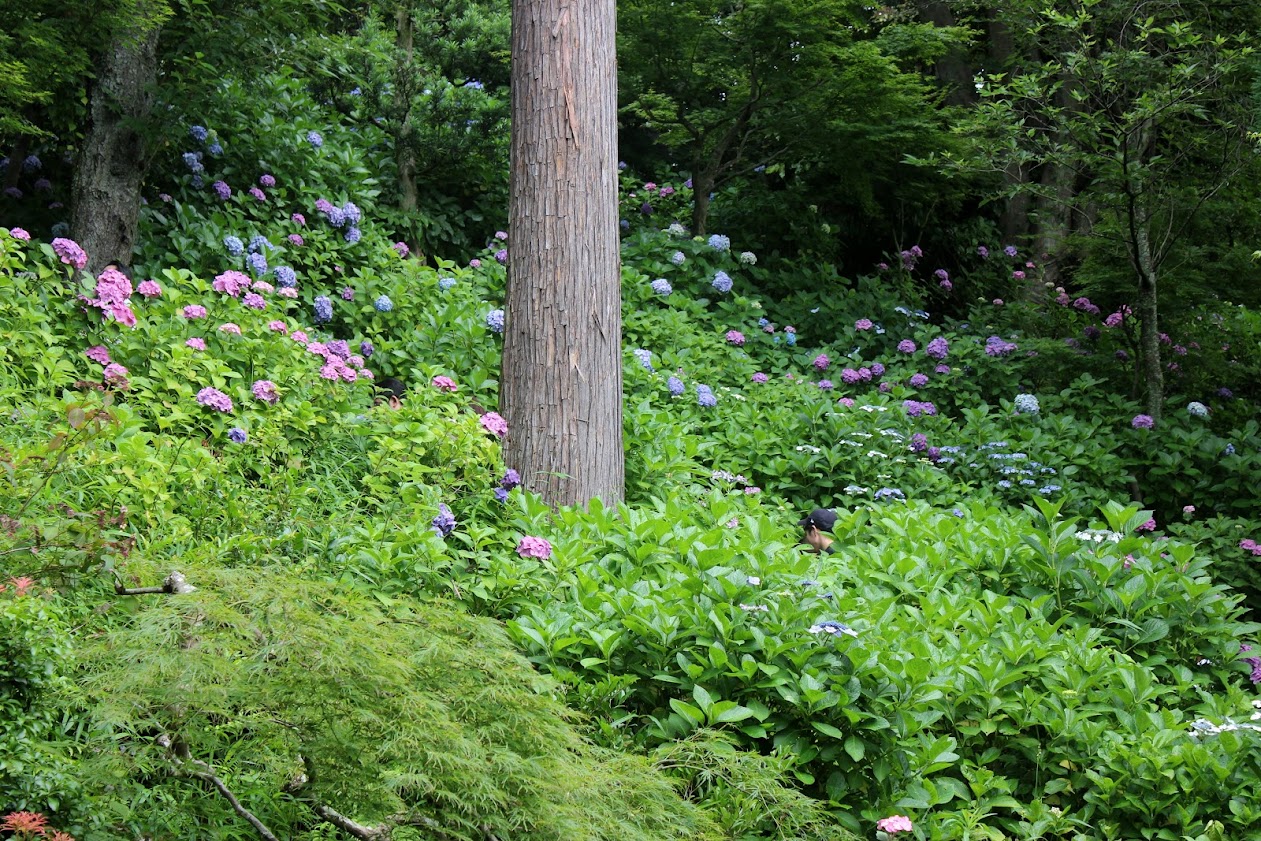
xmin=798 ymin=508 xmax=839 ymax=554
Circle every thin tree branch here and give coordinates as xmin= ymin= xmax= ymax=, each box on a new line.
xmin=157 ymin=734 xmax=280 ymax=841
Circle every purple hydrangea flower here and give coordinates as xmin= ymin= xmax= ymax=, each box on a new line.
xmin=274 ymin=266 xmax=297 ymax=288
xmin=1131 ymin=414 xmax=1155 ymax=429
xmin=228 ymin=427 xmax=248 ymax=443
xmin=696 ymin=384 xmax=717 ymax=406
xmin=432 ymin=504 xmax=457 ymax=537
xmin=307 ymin=130 xmax=324 ymax=148
xmin=667 ymin=376 xmax=685 ymax=395
xmin=712 ymin=271 xmax=733 ymax=293
xmin=212 ymin=180 xmax=231 ymax=200
xmin=196 ymin=387 xmax=234 ymax=412
xmin=897 ymin=340 xmax=916 ymax=354
xmin=486 ymin=309 xmax=505 ymax=333
xmin=925 ymin=337 xmax=948 ymax=359
xmin=909 ymin=373 xmax=929 ymax=387
xmin=314 ymin=295 xmax=333 ymax=323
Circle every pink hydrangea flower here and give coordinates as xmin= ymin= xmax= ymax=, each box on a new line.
xmin=837 ymin=397 xmax=854 ymax=407
xmin=243 ymin=293 xmax=267 ymax=310
xmin=726 ymin=330 xmax=746 ymax=346
xmin=432 ymin=375 xmax=458 ymax=392
xmin=259 ymin=174 xmax=276 ymax=188
xmin=268 ymin=320 xmax=288 ymax=334
xmin=319 ymin=362 xmax=340 ymax=380
xmin=252 ymin=281 xmax=274 ymax=293
xmin=291 ymin=213 xmax=306 ymax=226
xmin=94 ymin=268 xmax=133 ymax=305
xmin=218 ymin=323 xmax=241 ymax=335
xmin=1136 ymin=518 xmax=1156 ymax=532
xmin=516 ymin=536 xmax=552 ymax=559
xmin=752 ymin=372 xmax=768 ymax=383
xmin=251 ymin=380 xmax=279 ymax=404
xmin=278 ymin=287 xmax=298 ymax=298
xmin=291 ymin=330 xmax=309 ymax=344
xmin=469 ymin=258 xmax=481 ymax=268
xmin=813 ymin=353 xmax=829 ymax=371
xmin=52 ymin=237 xmax=88 ymax=269
xmin=137 ymin=279 xmax=162 ymax=297
xmin=212 ymin=271 xmax=250 ymax=297
xmin=7 ymin=227 xmax=31 ymax=241
xmin=86 ymin=345 xmax=111 ymax=365
xmin=341 ymin=287 xmax=355 ymax=301
xmin=249 ymin=186 xmax=266 ymax=202
xmin=183 ymin=304 xmax=208 ymax=319
xmin=288 ymin=234 xmax=305 ymax=246
xmin=102 ymin=363 xmax=130 ymax=389
xmin=109 ymin=303 xmax=137 ymax=327
xmin=876 ymin=815 xmax=913 ymax=834
xmin=993 ymin=298 xmax=1004 ymax=306
xmin=393 ymin=241 xmax=410 ymax=258
xmin=854 ymin=318 xmax=873 ymax=331
xmin=186 ymin=337 xmax=206 ymax=351
xmin=480 ymin=411 xmax=509 ymax=437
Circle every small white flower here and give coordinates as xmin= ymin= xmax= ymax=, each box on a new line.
xmin=739 ymin=603 xmax=768 ymax=612
xmin=747 ymin=576 xmax=761 ymax=586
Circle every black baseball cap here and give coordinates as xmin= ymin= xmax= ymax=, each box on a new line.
xmin=798 ymin=508 xmax=838 ymax=533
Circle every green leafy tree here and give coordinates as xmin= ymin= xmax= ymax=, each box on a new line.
xmin=955 ymin=0 xmax=1260 ymax=421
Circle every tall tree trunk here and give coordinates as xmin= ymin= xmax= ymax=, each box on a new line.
xmin=691 ymin=166 xmax=715 ymax=236
xmin=1132 ymin=200 xmax=1163 ymax=423
xmin=70 ymin=25 xmax=160 ymax=276
xmin=918 ymin=0 xmax=977 ymax=107
xmin=503 ymin=0 xmax=624 ymax=507
xmin=394 ymin=4 xmax=419 ymax=217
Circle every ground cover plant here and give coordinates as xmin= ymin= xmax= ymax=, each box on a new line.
xmin=4 ymin=54 xmax=1261 ymax=841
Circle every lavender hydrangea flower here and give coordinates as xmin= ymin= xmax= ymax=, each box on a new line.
xmin=925 ymin=337 xmax=949 ymax=359
xmin=212 ymin=180 xmax=231 ymax=200
xmin=360 ymin=340 xmax=374 ymax=357
xmin=224 ymin=235 xmax=244 ymax=256
xmin=1131 ymin=414 xmax=1155 ymax=429
xmin=228 ymin=427 xmax=248 ymax=443
xmin=651 ymin=278 xmax=672 ymax=295
xmin=670 ymin=251 xmax=686 ymax=266
xmin=712 ymin=271 xmax=733 ymax=293
xmin=307 ymin=130 xmax=324 ymax=148
xmin=344 ymin=226 xmax=361 ymax=244
xmin=247 ymin=252 xmax=268 ymax=276
xmin=696 ymin=384 xmax=717 ymax=407
xmin=432 ymin=504 xmax=456 ymax=537
xmin=633 ymin=349 xmax=654 ymax=370
xmin=909 ymin=373 xmax=929 ymax=387
xmin=708 ymin=234 xmax=731 ymax=251
xmin=196 ymin=387 xmax=234 ymax=412
xmin=314 ymin=295 xmax=333 ymax=324
xmin=667 ymin=376 xmax=685 ymax=395
xmin=486 ymin=308 xmax=505 ymax=333
xmin=897 ymin=339 xmax=916 ymax=354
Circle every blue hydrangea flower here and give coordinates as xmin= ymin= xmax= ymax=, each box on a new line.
xmin=274 ymin=266 xmax=297 ymax=288
xmin=307 ymin=130 xmax=324 ymax=148
xmin=1014 ymin=394 xmax=1040 ymax=414
xmin=190 ymin=125 xmax=209 ymax=142
xmin=326 ymin=207 xmax=347 ymax=228
xmin=374 ymin=295 xmax=393 ymax=313
xmin=438 ymin=277 xmax=456 ymax=291
xmin=667 ymin=376 xmax=685 ymax=396
xmin=486 ymin=309 xmax=505 ymax=333
xmin=247 ymin=252 xmax=268 ymax=277
xmin=191 ymin=175 xmax=204 ymax=189
xmin=344 ymin=226 xmax=361 ymax=244
xmin=1187 ymin=401 xmax=1209 ymax=418
xmin=228 ymin=427 xmax=248 ymax=443
xmin=874 ymin=488 xmax=906 ymax=501
xmin=696 ymin=384 xmax=717 ymax=407
xmin=619 ymin=219 xmax=629 ymax=230
xmin=633 ymin=349 xmax=653 ymax=371
xmin=314 ymin=295 xmax=333 ymax=324
xmin=22 ymin=154 xmax=41 ymax=172
xmin=207 ymin=142 xmax=223 ymax=156
xmin=350 ymin=87 xmax=362 ymax=96
xmin=997 ymin=480 xmax=1013 ymax=489
xmin=182 ymin=152 xmax=204 ymax=173
xmin=712 ymin=271 xmax=733 ymax=293
xmin=342 ymin=202 xmax=362 ymax=224
xmin=650 ymin=278 xmax=672 ymax=295
xmin=51 ymin=221 xmax=70 ymax=237
xmin=708 ymin=234 xmax=731 ymax=251
xmin=808 ymin=620 xmax=858 ymax=638
xmin=670 ymin=251 xmax=686 ymax=266
xmin=493 ymin=487 xmax=510 ymax=503
xmin=224 ymin=235 xmax=244 ymax=256
xmin=248 ymin=234 xmax=271 ymax=253
xmin=785 ymin=332 xmax=797 ymax=347
xmin=432 ymin=503 xmax=456 ymax=537
xmin=1225 ymin=443 xmax=1236 ymax=456
xmin=1038 ymin=485 xmax=1061 ymax=495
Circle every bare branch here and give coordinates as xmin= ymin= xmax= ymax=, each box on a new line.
xmin=114 ymin=570 xmax=196 ymax=596
xmin=157 ymin=734 xmax=280 ymax=841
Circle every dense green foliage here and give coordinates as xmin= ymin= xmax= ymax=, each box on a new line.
xmin=3 ymin=2 xmax=1261 ymax=839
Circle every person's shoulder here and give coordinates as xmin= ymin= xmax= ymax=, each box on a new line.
xmin=824 ymin=544 xmax=838 ymax=555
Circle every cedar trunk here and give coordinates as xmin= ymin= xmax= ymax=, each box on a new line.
xmin=502 ymin=0 xmax=624 ymax=507
xmin=70 ymin=26 xmax=160 ymax=275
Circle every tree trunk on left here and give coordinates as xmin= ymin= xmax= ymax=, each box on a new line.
xmin=70 ymin=25 xmax=160 ymax=276
xmin=502 ymin=0 xmax=624 ymax=507
xmin=1132 ymin=201 xmax=1163 ymax=423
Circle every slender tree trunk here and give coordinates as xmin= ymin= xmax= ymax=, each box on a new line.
xmin=691 ymin=166 xmax=715 ymax=236
xmin=918 ymin=0 xmax=977 ymax=106
xmin=503 ymin=0 xmax=624 ymax=507
xmin=70 ymin=25 xmax=160 ymax=276
xmin=1132 ymin=201 xmax=1163 ymax=423
xmin=3 ymin=136 xmax=31 ymax=191
xmin=394 ymin=4 xmax=419 ymax=216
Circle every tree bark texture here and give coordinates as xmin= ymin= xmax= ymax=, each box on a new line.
xmin=1132 ymin=201 xmax=1164 ymax=423
xmin=503 ymin=0 xmax=624 ymax=507
xmin=394 ymin=5 xmax=419 ymax=216
xmin=70 ymin=26 xmax=160 ymax=276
